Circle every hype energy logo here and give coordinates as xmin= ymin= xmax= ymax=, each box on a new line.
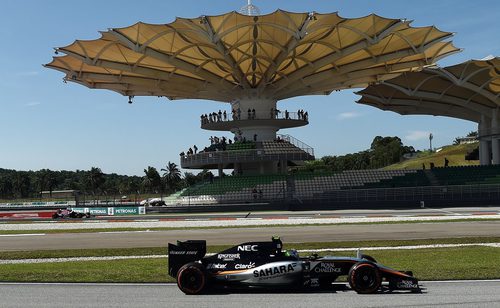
xmin=70 ymin=207 xmax=145 ymax=216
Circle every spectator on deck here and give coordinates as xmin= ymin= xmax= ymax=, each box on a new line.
xmin=193 ymin=145 xmax=198 ymax=154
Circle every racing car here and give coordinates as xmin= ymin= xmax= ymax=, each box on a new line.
xmin=52 ymin=209 xmax=92 ymax=219
xmin=168 ymin=237 xmax=420 ymax=295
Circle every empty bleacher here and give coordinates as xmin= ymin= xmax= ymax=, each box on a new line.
xmin=165 ymin=165 xmax=500 ymax=205
xmin=430 ymin=165 xmax=500 ymax=185
xmin=261 ymin=141 xmax=311 ymax=155
xmin=294 ymin=169 xmax=419 ymax=199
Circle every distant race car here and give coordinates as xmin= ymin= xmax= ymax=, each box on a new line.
xmin=52 ymin=209 xmax=92 ymax=219
xmin=168 ymin=237 xmax=420 ymax=295
xmin=140 ymin=198 xmax=166 ymax=206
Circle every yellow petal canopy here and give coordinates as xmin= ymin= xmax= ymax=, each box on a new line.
xmin=45 ymin=10 xmax=459 ymax=102
xmin=356 ymin=58 xmax=500 ymax=123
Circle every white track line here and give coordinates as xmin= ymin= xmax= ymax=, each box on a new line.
xmin=0 ymin=233 xmax=46 ymax=237
xmin=0 ymin=214 xmax=498 ymax=231
xmin=422 ymin=207 xmax=461 ymax=215
xmin=1 ymin=243 xmax=498 ymax=265
xmin=1 ymin=280 xmax=500 ymax=286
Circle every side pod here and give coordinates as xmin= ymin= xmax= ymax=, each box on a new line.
xmin=168 ymin=240 xmax=206 ymax=278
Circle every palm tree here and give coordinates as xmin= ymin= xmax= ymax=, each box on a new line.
xmin=161 ymin=162 xmax=182 ymax=193
xmin=87 ymin=167 xmax=105 ymax=196
xmin=143 ymin=166 xmax=161 ymax=194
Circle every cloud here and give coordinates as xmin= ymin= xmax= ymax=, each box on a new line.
xmin=336 ymin=112 xmax=362 ymax=120
xmin=16 ymin=71 xmax=39 ymax=77
xmin=25 ymin=101 xmax=41 ymax=107
xmin=405 ymin=130 xmax=431 ymax=141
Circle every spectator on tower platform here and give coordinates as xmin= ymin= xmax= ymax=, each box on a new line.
xmin=193 ymin=145 xmax=198 ymax=154
xmin=252 ymin=108 xmax=256 ymax=119
xmin=223 ymin=110 xmax=227 ymax=121
xmin=270 ymin=107 xmax=274 ymax=119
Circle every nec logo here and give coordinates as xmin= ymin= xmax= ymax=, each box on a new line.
xmin=237 ymin=245 xmax=258 ymax=252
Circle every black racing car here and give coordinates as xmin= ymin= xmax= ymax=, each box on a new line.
xmin=168 ymin=237 xmax=420 ymax=295
xmin=52 ymin=209 xmax=92 ymax=219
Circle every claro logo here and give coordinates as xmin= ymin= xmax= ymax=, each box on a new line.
xmin=237 ymin=245 xmax=258 ymax=252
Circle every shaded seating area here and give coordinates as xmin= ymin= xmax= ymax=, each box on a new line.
xmin=430 ymin=165 xmax=500 ymax=185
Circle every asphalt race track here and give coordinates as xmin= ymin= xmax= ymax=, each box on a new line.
xmin=0 ymin=221 xmax=499 ymax=251
xmin=0 ymin=281 xmax=499 ymax=308
xmin=2 ymin=206 xmax=499 ymax=222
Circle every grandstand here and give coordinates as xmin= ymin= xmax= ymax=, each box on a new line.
xmin=164 ymin=165 xmax=500 ymax=206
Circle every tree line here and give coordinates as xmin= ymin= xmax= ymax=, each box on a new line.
xmin=303 ymin=136 xmax=415 ymax=172
xmin=0 ymin=162 xmax=209 ymax=200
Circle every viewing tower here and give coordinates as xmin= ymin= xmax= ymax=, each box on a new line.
xmin=45 ymin=2 xmax=459 ymax=175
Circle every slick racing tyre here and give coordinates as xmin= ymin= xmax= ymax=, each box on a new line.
xmin=348 ymin=262 xmax=382 ymax=294
xmin=176 ymin=262 xmax=206 ymax=295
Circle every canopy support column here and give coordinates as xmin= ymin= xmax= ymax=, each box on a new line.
xmin=479 ymin=116 xmax=492 ymax=165
xmin=492 ymin=110 xmax=500 ymax=165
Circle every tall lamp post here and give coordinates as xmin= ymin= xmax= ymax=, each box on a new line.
xmin=429 ymin=133 xmax=433 ymax=152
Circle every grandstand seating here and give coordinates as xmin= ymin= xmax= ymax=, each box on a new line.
xmin=261 ymin=141 xmax=310 ymax=155
xmin=164 ymin=165 xmax=500 ymax=205
xmin=430 ymin=165 xmax=500 ymax=185
xmin=226 ymin=141 xmax=256 ymax=151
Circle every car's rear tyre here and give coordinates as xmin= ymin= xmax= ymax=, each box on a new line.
xmin=348 ymin=262 xmax=381 ymax=294
xmin=361 ymin=254 xmax=377 ymax=263
xmin=176 ymin=262 xmax=206 ymax=295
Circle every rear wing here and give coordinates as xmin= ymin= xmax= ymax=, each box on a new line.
xmin=168 ymin=240 xmax=206 ymax=278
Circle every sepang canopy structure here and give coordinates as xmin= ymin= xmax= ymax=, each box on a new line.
xmin=45 ymin=7 xmax=460 ymax=175
xmin=357 ymin=57 xmax=500 ymax=165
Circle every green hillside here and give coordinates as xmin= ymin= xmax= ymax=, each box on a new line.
xmin=385 ymin=143 xmax=479 ymax=170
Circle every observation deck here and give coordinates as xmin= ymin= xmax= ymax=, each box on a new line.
xmin=180 ymin=135 xmax=314 ymax=174
xmin=200 ymin=111 xmax=308 ymax=131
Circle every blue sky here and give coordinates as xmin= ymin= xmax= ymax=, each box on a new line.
xmin=1 ymin=0 xmax=499 ymax=176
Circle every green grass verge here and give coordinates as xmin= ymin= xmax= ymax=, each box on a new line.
xmin=385 ymin=143 xmax=479 ymax=170
xmin=0 ymin=237 xmax=499 ymax=282
xmin=0 ymin=236 xmax=499 ymax=260
xmin=1 ymin=217 xmax=499 ymax=235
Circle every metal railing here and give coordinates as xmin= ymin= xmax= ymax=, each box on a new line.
xmin=180 ymin=149 xmax=314 ymax=167
xmin=200 ymin=110 xmax=309 ymax=124
xmin=277 ymin=134 xmax=315 ymax=156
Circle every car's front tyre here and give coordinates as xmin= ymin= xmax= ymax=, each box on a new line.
xmin=176 ymin=262 xmax=206 ymax=295
xmin=348 ymin=262 xmax=381 ymax=294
